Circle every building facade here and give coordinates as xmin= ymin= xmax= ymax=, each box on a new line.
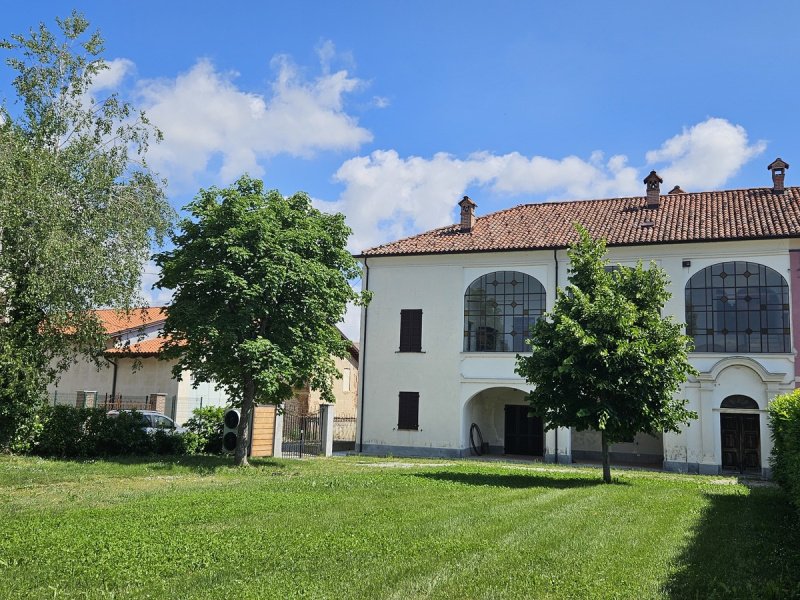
xmin=356 ymin=159 xmax=800 ymax=477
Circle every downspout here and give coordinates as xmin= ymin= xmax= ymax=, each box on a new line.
xmin=553 ymin=248 xmax=558 ymax=465
xmin=103 ymin=355 xmax=119 ymax=401
xmin=358 ymin=257 xmax=369 ymax=453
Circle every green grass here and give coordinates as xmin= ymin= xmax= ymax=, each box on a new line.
xmin=0 ymin=456 xmax=798 ymax=599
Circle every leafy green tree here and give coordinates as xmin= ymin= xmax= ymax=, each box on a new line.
xmin=154 ymin=176 xmax=368 ymax=466
xmin=0 ymin=13 xmax=173 ymax=450
xmin=515 ymin=226 xmax=697 ymax=483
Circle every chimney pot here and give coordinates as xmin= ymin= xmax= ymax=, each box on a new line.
xmin=643 ymin=171 xmax=663 ymax=208
xmin=668 ymin=185 xmax=685 ymax=194
xmin=768 ymin=157 xmax=789 ymax=193
xmin=458 ymin=195 xmax=477 ymax=232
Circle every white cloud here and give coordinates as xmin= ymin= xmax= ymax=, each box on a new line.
xmin=319 ymin=118 xmax=764 ymax=253
xmin=373 ymin=96 xmax=390 ymax=108
xmin=646 ymin=118 xmax=765 ymax=189
xmin=91 ymin=58 xmax=135 ymax=92
xmin=130 ymin=49 xmax=371 ymax=189
xmin=320 ymin=148 xmax=641 ymax=251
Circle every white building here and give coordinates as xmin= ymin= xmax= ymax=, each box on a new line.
xmin=49 ymin=307 xmax=231 ymax=425
xmin=356 ymin=158 xmax=799 ymax=477
xmin=50 ymin=308 xmax=360 ymax=428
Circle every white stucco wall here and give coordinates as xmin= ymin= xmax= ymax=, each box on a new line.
xmin=358 ymin=238 xmax=796 ymax=473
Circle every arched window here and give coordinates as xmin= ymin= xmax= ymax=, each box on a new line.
xmin=720 ymin=395 xmax=759 ymax=410
xmin=464 ymin=271 xmax=545 ymax=352
xmin=685 ymin=261 xmax=790 ymax=353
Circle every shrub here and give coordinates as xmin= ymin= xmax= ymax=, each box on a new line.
xmin=33 ymin=406 xmax=193 ymax=458
xmin=152 ymin=430 xmax=194 ymax=455
xmin=34 ymin=405 xmax=94 ymax=458
xmin=769 ymin=389 xmax=800 ymax=509
xmin=183 ymin=406 xmax=226 ymax=454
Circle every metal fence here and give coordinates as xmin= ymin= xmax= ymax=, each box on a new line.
xmin=50 ymin=391 xmax=155 ymax=412
xmin=332 ymin=415 xmax=357 ymax=452
xmin=48 ymin=392 xmax=231 ymax=426
xmin=282 ymin=410 xmax=322 ymax=458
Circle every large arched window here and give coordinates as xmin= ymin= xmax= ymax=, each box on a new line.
xmin=685 ymin=261 xmax=790 ymax=353
xmin=464 ymin=271 xmax=546 ymax=352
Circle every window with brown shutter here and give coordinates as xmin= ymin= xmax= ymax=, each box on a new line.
xmin=398 ymin=391 xmax=419 ymax=430
xmin=399 ymin=309 xmax=423 ymax=352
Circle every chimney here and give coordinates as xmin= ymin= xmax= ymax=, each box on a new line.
xmin=643 ymin=171 xmax=663 ymax=208
xmin=459 ymin=195 xmax=477 ymax=231
xmin=768 ymin=157 xmax=789 ymax=194
xmin=668 ymin=185 xmax=685 ymax=194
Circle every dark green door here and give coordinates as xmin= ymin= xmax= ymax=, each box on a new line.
xmin=504 ymin=405 xmax=543 ymax=456
xmin=721 ymin=414 xmax=760 ymax=473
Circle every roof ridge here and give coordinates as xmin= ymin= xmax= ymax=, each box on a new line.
xmin=360 ymin=186 xmax=800 ymax=257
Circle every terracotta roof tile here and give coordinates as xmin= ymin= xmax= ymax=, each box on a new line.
xmin=104 ymin=337 xmax=167 ymax=357
xmin=360 ymin=187 xmax=800 ymax=257
xmin=96 ymin=307 xmax=166 ymax=335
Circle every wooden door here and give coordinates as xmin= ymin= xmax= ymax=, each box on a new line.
xmin=720 ymin=413 xmax=760 ymax=473
xmin=504 ymin=405 xmax=543 ymax=456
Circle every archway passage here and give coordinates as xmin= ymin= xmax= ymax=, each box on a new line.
xmin=720 ymin=412 xmax=760 ymax=473
xmin=504 ymin=405 xmax=543 ymax=456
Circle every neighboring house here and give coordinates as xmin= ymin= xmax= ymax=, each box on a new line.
xmin=284 ymin=338 xmax=360 ymax=418
xmin=48 ymin=307 xmax=231 ymax=425
xmin=356 ymin=158 xmax=799 ymax=477
xmin=49 ymin=308 xmax=360 ymax=427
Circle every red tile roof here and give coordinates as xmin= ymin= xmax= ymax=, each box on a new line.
xmin=359 ymin=187 xmax=800 ymax=257
xmin=96 ymin=308 xmax=166 ymax=335
xmin=104 ymin=337 xmax=167 ymax=357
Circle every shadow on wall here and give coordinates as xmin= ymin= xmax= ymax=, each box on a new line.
xmin=412 ymin=471 xmax=620 ymax=489
xmin=663 ymin=486 xmax=800 ymax=599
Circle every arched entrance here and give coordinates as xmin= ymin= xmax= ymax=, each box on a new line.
xmin=720 ymin=395 xmax=760 ymax=473
xmin=463 ymin=387 xmax=544 ymax=457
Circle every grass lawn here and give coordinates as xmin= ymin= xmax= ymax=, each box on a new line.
xmin=1 ymin=456 xmax=799 ymax=599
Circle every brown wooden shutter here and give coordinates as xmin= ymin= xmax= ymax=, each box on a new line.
xmin=398 ymin=391 xmax=419 ymax=430
xmin=399 ymin=309 xmax=423 ymax=352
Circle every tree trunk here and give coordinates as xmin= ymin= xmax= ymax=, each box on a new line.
xmin=601 ymin=430 xmax=611 ymax=483
xmin=234 ymin=376 xmax=256 ymax=467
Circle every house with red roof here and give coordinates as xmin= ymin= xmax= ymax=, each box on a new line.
xmin=355 ymin=158 xmax=799 ymax=477
xmin=49 ymin=307 xmax=361 ymax=429
xmin=48 ymin=307 xmax=231 ymax=425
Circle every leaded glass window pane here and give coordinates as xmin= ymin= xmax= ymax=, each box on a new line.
xmin=685 ymin=262 xmax=790 ymax=353
xmin=464 ymin=271 xmax=545 ymax=352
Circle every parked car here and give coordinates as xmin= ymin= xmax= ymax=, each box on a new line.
xmin=107 ymin=410 xmax=186 ymax=434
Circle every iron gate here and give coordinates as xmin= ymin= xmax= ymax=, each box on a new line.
xmin=282 ymin=410 xmax=322 ymax=458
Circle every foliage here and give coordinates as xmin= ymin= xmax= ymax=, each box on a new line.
xmin=1 ymin=456 xmax=799 ymax=599
xmin=769 ymin=389 xmax=800 ymax=510
xmin=516 ymin=226 xmax=697 ymax=482
xmin=33 ymin=405 xmax=191 ymax=457
xmin=154 ymin=175 xmax=368 ymax=465
xmin=0 ymin=12 xmax=173 ymax=450
xmin=183 ymin=405 xmax=226 ymax=453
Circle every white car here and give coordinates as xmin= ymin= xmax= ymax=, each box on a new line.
xmin=107 ymin=410 xmax=186 ymax=434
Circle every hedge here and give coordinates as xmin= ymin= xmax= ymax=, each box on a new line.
xmin=33 ymin=405 xmax=196 ymax=458
xmin=769 ymin=389 xmax=800 ymax=509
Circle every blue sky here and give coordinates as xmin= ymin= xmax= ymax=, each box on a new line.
xmin=3 ymin=2 xmax=799 ymax=337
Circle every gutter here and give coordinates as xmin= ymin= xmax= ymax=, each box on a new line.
xmin=553 ymin=248 xmax=558 ymax=465
xmin=358 ymin=258 xmax=369 ymax=453
xmin=102 ymin=355 xmax=119 ymax=401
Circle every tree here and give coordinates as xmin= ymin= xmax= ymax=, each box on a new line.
xmin=515 ymin=226 xmax=697 ymax=483
xmin=154 ymin=175 xmax=369 ymax=466
xmin=0 ymin=13 xmax=173 ymax=450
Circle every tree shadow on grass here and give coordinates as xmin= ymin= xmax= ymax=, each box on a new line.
xmin=664 ymin=487 xmax=800 ymax=599
xmin=413 ymin=471 xmax=618 ymax=489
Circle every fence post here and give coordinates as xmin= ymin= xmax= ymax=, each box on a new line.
xmin=272 ymin=409 xmax=284 ymax=458
xmin=149 ymin=393 xmax=167 ymax=414
xmin=320 ymin=403 xmax=335 ymax=457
